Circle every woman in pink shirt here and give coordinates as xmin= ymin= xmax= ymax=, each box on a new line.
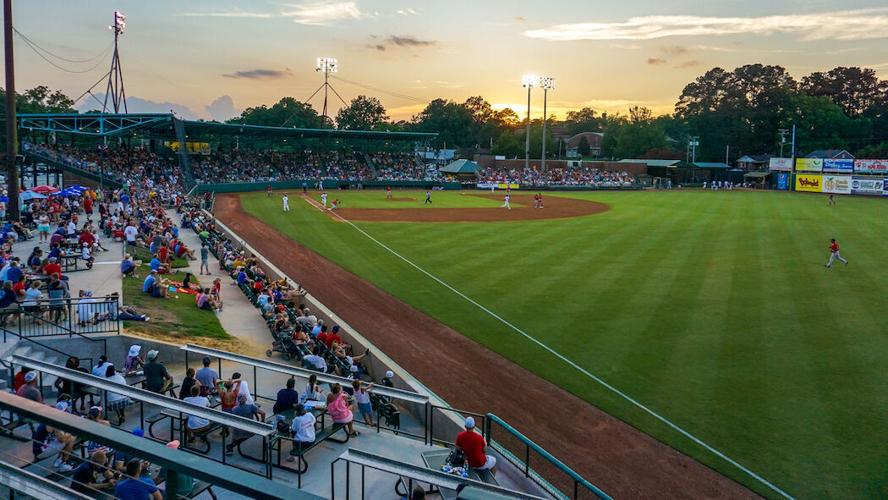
xmin=325 ymin=385 xmax=357 ymax=437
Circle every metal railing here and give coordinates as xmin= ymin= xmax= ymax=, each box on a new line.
xmin=485 ymin=413 xmax=610 ymax=500
xmin=0 ymin=326 xmax=101 ymax=373
xmin=0 ymin=296 xmax=121 ymax=337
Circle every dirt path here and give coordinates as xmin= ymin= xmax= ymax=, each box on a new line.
xmin=331 ymin=193 xmax=609 ymax=222
xmin=215 ymin=194 xmax=756 ymax=499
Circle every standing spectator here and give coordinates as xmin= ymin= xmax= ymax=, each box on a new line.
xmin=199 ymin=243 xmax=210 ymax=275
xmin=352 ymin=380 xmax=375 ymax=426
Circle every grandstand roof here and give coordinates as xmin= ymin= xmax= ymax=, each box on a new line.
xmin=618 ymin=159 xmax=682 ymax=167
xmin=18 ymin=113 xmax=437 ymax=141
xmin=690 ymin=162 xmax=730 ymax=169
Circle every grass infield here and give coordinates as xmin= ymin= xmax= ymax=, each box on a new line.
xmin=242 ymin=189 xmax=888 ymax=498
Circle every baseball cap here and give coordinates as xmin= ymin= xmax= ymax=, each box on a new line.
xmin=350 ymin=365 xmax=359 ymax=373
xmin=465 ymin=417 xmax=475 ymax=429
xmin=88 ymin=406 xmax=102 ymax=418
xmin=384 ymin=370 xmax=394 ymax=379
xmin=24 ymin=371 xmax=37 ymax=382
xmin=55 ymin=401 xmax=69 ymax=412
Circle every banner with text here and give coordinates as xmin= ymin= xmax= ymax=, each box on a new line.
xmin=850 ymin=176 xmax=885 ymax=196
xmin=795 ymin=174 xmax=822 ymax=192
xmin=854 ymin=159 xmax=888 ymax=174
xmin=776 ymin=172 xmax=789 ymax=190
xmin=822 ymin=175 xmax=851 ymax=194
xmin=823 ymin=159 xmax=854 ymax=173
xmin=769 ymin=158 xmax=793 ymax=171
xmin=795 ymin=158 xmax=823 ymax=172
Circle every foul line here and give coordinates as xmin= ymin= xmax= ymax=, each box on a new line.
xmin=301 ymin=195 xmax=793 ymax=499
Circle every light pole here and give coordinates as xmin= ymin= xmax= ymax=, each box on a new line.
xmin=102 ymin=10 xmax=127 ymax=113
xmin=522 ymin=74 xmax=538 ymax=170
xmin=539 ymin=76 xmax=555 ymax=171
xmin=778 ymin=128 xmax=788 ymax=157
xmin=689 ymin=136 xmax=699 ymax=163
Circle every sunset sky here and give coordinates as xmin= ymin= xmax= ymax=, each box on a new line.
xmin=11 ymin=1 xmax=888 ymax=122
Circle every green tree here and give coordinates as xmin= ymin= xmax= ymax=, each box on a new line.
xmin=564 ymin=107 xmax=600 ymax=135
xmin=801 ymin=67 xmax=883 ymax=117
xmin=335 ymin=95 xmax=388 ymax=130
xmin=229 ymin=97 xmax=322 ymax=128
xmin=577 ymin=136 xmax=590 ymax=156
xmin=411 ymin=98 xmax=475 ymax=148
xmin=491 ymin=131 xmax=523 ymax=158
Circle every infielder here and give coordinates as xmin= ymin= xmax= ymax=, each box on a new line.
xmin=321 ymin=192 xmax=328 ymax=208
xmin=424 ymin=191 xmax=432 ymax=205
xmin=825 ymin=238 xmax=849 ymax=268
xmin=501 ymin=194 xmax=511 ymax=210
xmin=282 ymin=194 xmax=290 ymax=212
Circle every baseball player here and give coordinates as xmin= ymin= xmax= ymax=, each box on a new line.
xmin=321 ymin=192 xmax=328 ymax=208
xmin=282 ymin=194 xmax=290 ymax=212
xmin=385 ymin=186 xmax=393 ymax=200
xmin=827 ymin=194 xmax=835 ymax=206
xmin=266 ymin=185 xmax=272 ymax=197
xmin=501 ymin=193 xmax=511 ymax=210
xmin=424 ymin=191 xmax=432 ymax=205
xmin=825 ymin=238 xmax=849 ymax=268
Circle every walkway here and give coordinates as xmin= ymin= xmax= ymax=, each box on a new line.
xmin=166 ymin=209 xmax=270 ymax=356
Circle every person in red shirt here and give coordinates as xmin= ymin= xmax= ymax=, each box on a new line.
xmin=825 ymin=238 xmax=849 ymax=268
xmin=158 ymin=243 xmax=170 ymax=264
xmin=316 ymin=326 xmax=329 ymax=348
xmin=42 ymin=258 xmax=62 ymax=277
xmin=454 ymin=417 xmax=496 ymax=472
xmin=83 ymin=197 xmax=93 ymax=215
xmin=78 ymin=229 xmax=95 ymax=249
xmin=325 ymin=325 xmax=343 ymax=350
xmin=12 ymin=367 xmax=31 ymax=392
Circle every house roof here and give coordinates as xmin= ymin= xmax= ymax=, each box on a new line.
xmin=737 ymin=154 xmax=771 ymax=163
xmin=806 ymin=149 xmax=854 ymax=159
xmin=565 ymin=132 xmax=604 ymax=149
xmin=691 ymin=162 xmax=731 ymax=169
xmin=618 ymin=159 xmax=682 ymax=167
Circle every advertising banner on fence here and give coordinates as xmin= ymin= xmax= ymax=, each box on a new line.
xmin=822 ymin=175 xmax=851 ymax=194
xmin=776 ymin=173 xmax=789 ymax=190
xmin=850 ymin=176 xmax=885 ymax=196
xmin=823 ymin=159 xmax=854 ymax=173
xmin=854 ymin=159 xmax=888 ymax=174
xmin=796 ymin=174 xmax=822 ymax=192
xmin=769 ymin=158 xmax=793 ymax=171
xmin=795 ymin=158 xmax=823 ymax=172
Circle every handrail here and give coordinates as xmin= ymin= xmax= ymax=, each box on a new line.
xmin=1 ymin=326 xmax=97 ymax=371
xmin=0 ymin=459 xmax=93 ymax=500
xmin=16 ymin=308 xmax=111 ymax=355
xmin=0 ymin=391 xmax=310 ymax=500
xmin=11 ymin=354 xmax=274 ymax=436
xmin=486 ymin=413 xmax=611 ymax=500
xmin=182 ymin=343 xmax=430 ymax=405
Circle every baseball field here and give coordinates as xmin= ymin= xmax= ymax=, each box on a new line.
xmin=228 ymin=189 xmax=888 ymax=498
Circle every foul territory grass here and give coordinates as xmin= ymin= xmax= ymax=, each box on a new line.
xmin=241 ymin=189 xmax=888 ymax=498
xmin=121 ymin=265 xmax=229 ymax=340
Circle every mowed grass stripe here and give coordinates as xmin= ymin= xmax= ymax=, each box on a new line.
xmin=240 ymin=190 xmax=888 ymax=498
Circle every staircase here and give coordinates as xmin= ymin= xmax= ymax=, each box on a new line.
xmin=5 ymin=345 xmax=61 ymax=390
xmin=359 ymin=152 xmax=379 ymax=178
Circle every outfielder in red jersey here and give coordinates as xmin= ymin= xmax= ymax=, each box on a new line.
xmin=825 ymin=238 xmax=849 ymax=268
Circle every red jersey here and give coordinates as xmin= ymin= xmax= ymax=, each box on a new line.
xmin=830 ymin=242 xmax=839 ymax=253
xmin=455 ymin=430 xmax=487 ymax=468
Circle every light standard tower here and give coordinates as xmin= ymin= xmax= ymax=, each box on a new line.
xmin=103 ymin=10 xmax=127 ymax=113
xmin=315 ymin=57 xmax=338 ymax=124
xmin=539 ymin=76 xmax=555 ymax=171
xmin=521 ymin=74 xmax=538 ymax=170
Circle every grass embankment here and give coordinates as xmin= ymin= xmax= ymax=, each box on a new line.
xmin=120 ymin=264 xmax=231 ymax=345
xmin=241 ymin=189 xmax=888 ymax=498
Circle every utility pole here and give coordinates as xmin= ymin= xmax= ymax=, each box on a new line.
xmin=689 ymin=136 xmax=699 ymax=163
xmin=3 ymin=0 xmax=19 ymax=222
xmin=725 ymin=144 xmax=730 ymax=166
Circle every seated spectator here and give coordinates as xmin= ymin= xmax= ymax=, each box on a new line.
xmin=230 ymin=372 xmax=255 ymax=405
xmin=273 ymin=377 xmax=300 ymax=415
xmin=42 ymin=256 xmax=62 ymax=277
xmin=157 ymin=440 xmax=195 ymax=497
xmin=195 ymin=357 xmax=219 ymax=396
xmin=149 ymin=254 xmax=168 ymax=274
xmin=142 ymin=270 xmax=168 ymax=298
xmin=301 ymin=373 xmax=324 ymax=403
xmin=21 ymin=281 xmax=44 ymax=316
xmin=76 ymin=289 xmax=99 ymax=325
xmin=115 ymin=460 xmax=161 ymax=500
xmin=326 ymin=385 xmax=358 ymax=437
xmin=124 ymin=345 xmax=145 ymax=374
xmin=0 ymin=280 xmax=18 ymax=326
xmin=455 ymin=417 xmax=496 ymax=473
xmin=16 ymin=371 xmax=42 ymax=403
xmin=70 ymin=450 xmax=115 ymax=494
xmin=179 ymin=367 xmax=200 ymax=400
xmin=286 ymin=404 xmax=317 ymax=462
xmin=195 ymin=288 xmax=213 ymax=310
xmin=12 ymin=366 xmax=32 ymax=392
xmin=215 ymin=378 xmax=241 ymax=413
xmin=120 ymin=254 xmax=137 ymax=277
xmin=92 ymin=355 xmax=111 ymax=377
xmin=225 ymin=393 xmax=265 ymax=455
xmin=182 ymin=385 xmax=211 ymax=443
xmin=143 ymin=350 xmax=173 ymax=394
xmin=302 ymin=345 xmax=328 ymax=373
xmin=26 ymin=247 xmax=43 ymax=271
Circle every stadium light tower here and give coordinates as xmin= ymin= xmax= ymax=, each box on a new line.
xmin=102 ymin=10 xmax=127 ymax=113
xmin=539 ymin=76 xmax=555 ymax=171
xmin=314 ymin=57 xmax=338 ymax=125
xmin=522 ymin=74 xmax=539 ymax=170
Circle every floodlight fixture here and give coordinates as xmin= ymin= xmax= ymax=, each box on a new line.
xmin=110 ymin=11 xmax=126 ymax=34
xmin=522 ymin=74 xmax=539 ymax=88
xmin=316 ymin=57 xmax=338 ymax=73
xmin=539 ymin=76 xmax=555 ymax=90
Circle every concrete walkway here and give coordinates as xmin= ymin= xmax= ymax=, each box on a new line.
xmin=166 ymin=209 xmax=271 ymax=356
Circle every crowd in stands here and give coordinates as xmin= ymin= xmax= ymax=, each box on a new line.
xmin=479 ymin=165 xmax=636 ymax=187
xmin=190 ymin=149 xmax=371 ymax=184
xmin=369 ymin=152 xmax=439 ymax=181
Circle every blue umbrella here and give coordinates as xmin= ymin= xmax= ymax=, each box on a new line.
xmin=20 ymin=190 xmax=47 ymax=201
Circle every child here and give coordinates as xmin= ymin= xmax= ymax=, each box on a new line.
xmin=352 ymin=380 xmax=375 ymax=426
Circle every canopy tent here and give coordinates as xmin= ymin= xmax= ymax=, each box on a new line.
xmin=19 ymin=190 xmax=47 ymax=201
xmin=31 ymin=184 xmax=59 ymax=195
xmin=439 ymin=159 xmax=479 ymax=174
xmin=56 ymin=185 xmax=87 ymax=198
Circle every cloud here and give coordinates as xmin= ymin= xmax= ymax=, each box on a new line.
xmin=524 ymin=7 xmax=888 ymax=41
xmin=660 ymin=45 xmax=688 ymax=55
xmin=676 ymin=60 xmax=700 ymax=68
xmin=281 ymin=1 xmax=361 ymax=26
xmin=396 ymin=8 xmax=418 ymax=16
xmin=367 ymin=35 xmax=437 ymax=51
xmin=205 ymin=95 xmax=239 ymax=121
xmin=647 ymin=57 xmax=667 ymax=65
xmin=222 ymin=68 xmax=292 ymax=79
xmin=177 ymin=11 xmax=274 ymax=18
xmin=515 ymin=16 xmax=526 ymax=22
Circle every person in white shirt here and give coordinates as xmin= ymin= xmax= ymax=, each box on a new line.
xmin=182 ymin=385 xmax=211 ymax=442
xmin=66 ymin=220 xmax=77 ymax=238
xmin=302 ymin=346 xmax=328 ymax=373
xmin=22 ymin=282 xmax=43 ymax=314
xmin=123 ymin=224 xmax=138 ymax=244
xmin=320 ymin=192 xmax=328 ymax=208
xmin=230 ymin=372 xmax=255 ymax=405
xmin=104 ymin=364 xmax=131 ymax=425
xmin=287 ymin=404 xmax=317 ymax=462
xmin=282 ymin=194 xmax=290 ymax=212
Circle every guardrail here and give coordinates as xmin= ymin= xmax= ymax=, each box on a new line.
xmin=485 ymin=413 xmax=610 ymax=500
xmin=0 ymin=296 xmax=121 ymax=337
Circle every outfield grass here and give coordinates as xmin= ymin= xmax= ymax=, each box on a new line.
xmin=121 ymin=265 xmax=229 ymax=340
xmin=242 ymin=189 xmax=888 ymax=498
